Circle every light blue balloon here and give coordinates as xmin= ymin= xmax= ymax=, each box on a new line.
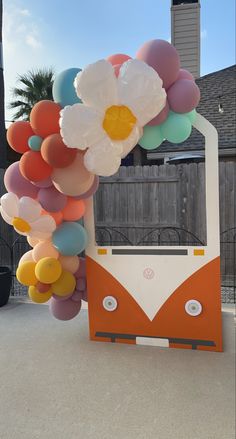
xmin=139 ymin=125 xmax=164 ymax=150
xmin=185 ymin=109 xmax=197 ymax=124
xmin=28 ymin=135 xmax=42 ymax=151
xmin=160 ymin=113 xmax=192 ymax=144
xmin=52 ymin=222 xmax=87 ymax=256
xmin=52 ymin=68 xmax=82 ymax=107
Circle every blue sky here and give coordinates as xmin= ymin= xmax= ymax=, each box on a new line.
xmin=3 ymin=0 xmax=235 ymax=121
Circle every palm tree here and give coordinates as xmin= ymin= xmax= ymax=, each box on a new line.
xmin=0 ymin=0 xmax=7 ymax=168
xmin=9 ymin=68 xmax=55 ymax=121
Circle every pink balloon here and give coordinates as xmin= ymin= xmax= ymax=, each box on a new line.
xmin=52 ymin=292 xmax=73 ymax=301
xmin=4 ymin=162 xmax=39 ymax=198
xmin=38 ymin=186 xmax=67 ymax=212
xmin=36 ymin=282 xmax=51 ymax=293
xmin=177 ymin=69 xmax=194 ymax=81
xmin=76 ymin=278 xmax=86 ymax=292
xmin=72 ymin=176 xmax=99 ymax=200
xmin=168 ymin=79 xmax=200 ymax=113
xmin=49 ymin=297 xmax=81 ymax=320
xmin=107 ymin=53 xmax=131 ymax=66
xmin=32 ymin=177 xmax=53 ymax=188
xmin=82 ymin=289 xmax=88 ymax=302
xmin=136 ymin=39 xmax=180 ymax=89
xmin=147 ymin=101 xmax=170 ymax=126
xmin=74 ymin=258 xmax=86 ymax=278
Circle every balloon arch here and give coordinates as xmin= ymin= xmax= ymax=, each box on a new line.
xmin=1 ymin=39 xmax=200 ymax=321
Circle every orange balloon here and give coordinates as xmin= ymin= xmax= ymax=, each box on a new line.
xmin=20 ymin=151 xmax=53 ymax=182
xmin=42 ymin=210 xmax=63 ymax=225
xmin=62 ymin=198 xmax=85 ymax=221
xmin=107 ymin=54 xmax=131 ymax=66
xmin=30 ymin=100 xmax=61 ymax=138
xmin=7 ymin=121 xmax=34 ymax=153
xmin=41 ymin=134 xmax=77 ymax=168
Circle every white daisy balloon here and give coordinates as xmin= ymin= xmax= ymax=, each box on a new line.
xmin=60 ymin=59 xmax=166 ymax=176
xmin=0 ymin=193 xmax=56 ymax=240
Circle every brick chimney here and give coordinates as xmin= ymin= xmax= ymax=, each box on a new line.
xmin=171 ymin=0 xmax=201 ymax=78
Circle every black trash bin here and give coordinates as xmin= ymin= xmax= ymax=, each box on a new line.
xmin=0 ymin=267 xmax=12 ymax=307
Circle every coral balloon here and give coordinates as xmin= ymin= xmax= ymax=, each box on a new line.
xmin=7 ymin=121 xmax=33 ymax=154
xmin=58 ymin=255 xmax=80 ymax=274
xmin=28 ymin=285 xmax=52 ymax=303
xmin=62 ymin=198 xmax=85 ymax=221
xmin=35 ymin=257 xmax=62 ymax=284
xmin=177 ymin=69 xmax=194 ymax=81
xmin=113 ymin=64 xmax=121 ymax=77
xmin=30 ymin=100 xmax=61 ymax=138
xmin=4 ymin=162 xmax=39 ymax=198
xmin=50 ymin=297 xmax=81 ymax=320
xmin=136 ymin=39 xmax=180 ymax=89
xmin=19 ymin=151 xmax=53 ymax=182
xmin=51 ymin=270 xmax=76 ymax=297
xmin=107 ymin=53 xmax=131 ymax=66
xmin=38 ymin=186 xmax=67 ymax=212
xmin=16 ymin=261 xmax=37 ymax=286
xmin=41 ymin=134 xmax=77 ymax=168
xmin=52 ymin=152 xmax=94 ymax=197
xmin=43 ymin=210 xmax=63 ymax=226
xmin=36 ymin=282 xmax=51 ymax=293
xmin=167 ymin=79 xmax=200 ymax=113
xmin=147 ymin=101 xmax=169 ymax=126
xmin=33 ymin=241 xmax=59 ymax=262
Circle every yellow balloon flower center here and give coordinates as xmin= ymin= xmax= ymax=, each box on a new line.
xmin=103 ymin=105 xmax=137 ymax=140
xmin=12 ymin=217 xmax=31 ymax=233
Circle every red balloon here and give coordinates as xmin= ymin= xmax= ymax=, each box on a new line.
xmin=41 ymin=134 xmax=77 ymax=168
xmin=36 ymin=282 xmax=51 ymax=293
xmin=136 ymin=39 xmax=180 ymax=89
xmin=167 ymin=79 xmax=200 ymax=113
xmin=113 ymin=64 xmax=121 ymax=77
xmin=30 ymin=100 xmax=61 ymax=138
xmin=19 ymin=151 xmax=53 ymax=182
xmin=7 ymin=121 xmax=34 ymax=153
xmin=147 ymin=101 xmax=170 ymax=126
xmin=107 ymin=53 xmax=131 ymax=66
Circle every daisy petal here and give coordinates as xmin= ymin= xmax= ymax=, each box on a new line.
xmin=118 ymin=59 xmax=167 ymax=126
xmin=0 ymin=193 xmax=18 ymax=218
xmin=118 ymin=125 xmax=143 ymax=158
xmin=60 ymin=104 xmax=105 ymax=150
xmin=84 ymin=138 xmax=121 ymax=177
xmin=0 ymin=207 xmax=13 ymax=225
xmin=30 ymin=215 xmax=56 ymax=240
xmin=18 ymin=197 xmax=42 ymax=222
xmin=74 ymin=60 xmax=118 ymax=111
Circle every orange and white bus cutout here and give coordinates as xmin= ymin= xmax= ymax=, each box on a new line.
xmin=84 ymin=113 xmax=223 ymax=352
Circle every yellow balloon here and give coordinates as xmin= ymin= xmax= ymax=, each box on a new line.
xmin=52 ymin=270 xmax=76 ymax=297
xmin=28 ymin=285 xmax=52 ymax=303
xmin=16 ymin=261 xmax=37 ymax=286
xmin=35 ymin=257 xmax=62 ymax=284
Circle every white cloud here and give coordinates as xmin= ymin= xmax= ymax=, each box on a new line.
xmin=201 ymin=29 xmax=207 ymax=39
xmin=26 ymin=34 xmax=42 ymax=49
xmin=19 ymin=8 xmax=30 ymax=16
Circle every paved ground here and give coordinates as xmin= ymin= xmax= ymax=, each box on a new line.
xmin=0 ymin=301 xmax=235 ymax=439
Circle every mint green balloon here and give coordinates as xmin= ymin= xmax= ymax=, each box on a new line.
xmin=160 ymin=113 xmax=192 ymax=144
xmin=139 ymin=125 xmax=164 ymax=150
xmin=185 ymin=109 xmax=197 ymax=124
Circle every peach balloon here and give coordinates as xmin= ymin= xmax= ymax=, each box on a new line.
xmin=62 ymin=198 xmax=85 ymax=221
xmin=27 ymin=236 xmax=40 ymax=247
xmin=52 ymin=152 xmax=95 ymax=197
xmin=41 ymin=210 xmax=63 ymax=226
xmin=58 ymin=255 xmax=80 ymax=274
xmin=19 ymin=250 xmax=34 ymax=264
xmin=33 ymin=241 xmax=59 ymax=262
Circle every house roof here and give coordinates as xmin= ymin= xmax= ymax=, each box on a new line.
xmin=150 ymin=64 xmax=236 ymax=153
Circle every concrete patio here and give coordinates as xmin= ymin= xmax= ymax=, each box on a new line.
xmin=0 ymin=300 xmax=235 ymax=439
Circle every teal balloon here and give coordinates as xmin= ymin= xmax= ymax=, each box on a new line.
xmin=185 ymin=109 xmax=197 ymax=124
xmin=52 ymin=222 xmax=87 ymax=256
xmin=139 ymin=125 xmax=164 ymax=150
xmin=161 ymin=113 xmax=192 ymax=144
xmin=28 ymin=135 xmax=42 ymax=151
xmin=52 ymin=68 xmax=82 ymax=107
